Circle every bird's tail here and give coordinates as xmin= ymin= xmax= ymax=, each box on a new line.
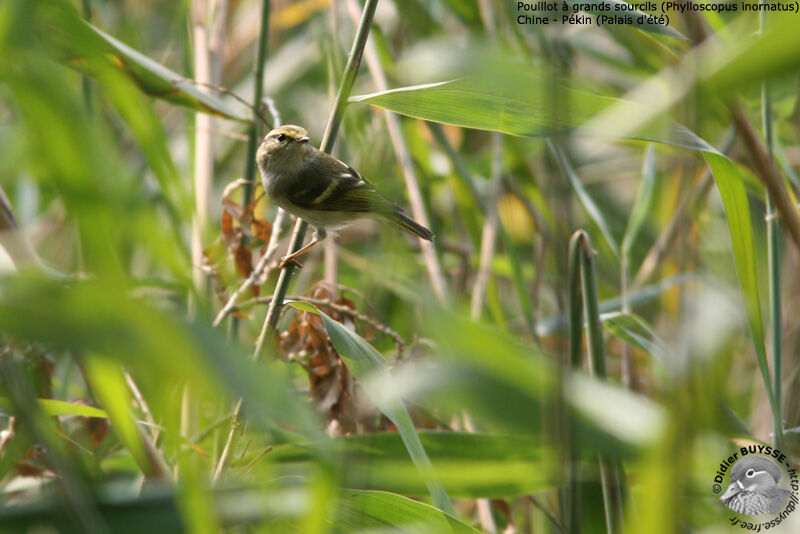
xmin=384 ymin=210 xmax=434 ymax=241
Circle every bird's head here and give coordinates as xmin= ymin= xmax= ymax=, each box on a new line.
xmin=721 ymin=457 xmax=782 ymax=503
xmin=256 ymin=125 xmax=311 ymax=171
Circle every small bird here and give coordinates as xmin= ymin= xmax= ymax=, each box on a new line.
xmin=256 ymin=125 xmax=433 ymax=268
xmin=720 ymin=456 xmax=791 ymax=515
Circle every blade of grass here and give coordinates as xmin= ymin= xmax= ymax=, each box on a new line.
xmin=352 ymin=76 xmax=714 ymax=153
xmin=84 ymin=356 xmax=171 ymax=480
xmin=568 ymin=231 xmax=624 ymax=534
xmin=622 ymin=145 xmax=657 ymax=260
xmin=289 ymin=301 xmax=458 ymax=517
xmin=566 ymin=232 xmax=583 ymax=533
xmin=0 ymin=398 xmax=107 ymax=418
xmin=704 ymin=153 xmax=781 ymax=448
xmin=470 ymin=132 xmax=503 ymax=321
xmin=334 ymin=490 xmax=479 ymax=533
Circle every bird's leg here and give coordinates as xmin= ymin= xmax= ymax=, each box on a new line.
xmin=278 ymin=230 xmax=325 ymax=269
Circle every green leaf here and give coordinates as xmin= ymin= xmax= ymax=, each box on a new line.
xmin=550 ymin=142 xmax=619 ymax=257
xmin=703 ymin=154 xmax=777 ymax=415
xmin=38 ymin=0 xmax=248 ymax=121
xmin=422 ymin=310 xmax=662 ymax=457
xmin=351 ymin=76 xmax=714 ymax=152
xmin=0 ymin=275 xmax=323 ymax=452
xmin=83 ymin=356 xmax=149 ymax=475
xmin=566 ymin=373 xmax=665 ymax=450
xmin=0 ymin=398 xmax=107 ymax=418
xmin=270 ymin=431 xmax=548 ymax=498
xmin=622 ymin=144 xmax=657 ymax=257
xmin=333 ymin=490 xmax=481 ymax=534
xmin=0 ymin=486 xmax=308 ymax=533
xmin=288 ymin=302 xmax=457 ymax=517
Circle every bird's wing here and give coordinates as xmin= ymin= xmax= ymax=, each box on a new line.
xmin=286 ymin=154 xmax=395 ymax=213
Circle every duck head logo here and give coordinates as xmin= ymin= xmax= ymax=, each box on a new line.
xmin=720 ymin=456 xmax=791 ymax=516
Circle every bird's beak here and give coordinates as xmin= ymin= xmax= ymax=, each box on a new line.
xmin=297 ymin=136 xmax=310 ymax=144
xmin=720 ymin=480 xmax=743 ymax=502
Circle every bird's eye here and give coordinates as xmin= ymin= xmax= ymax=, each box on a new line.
xmin=746 ymin=469 xmax=755 ymax=477
xmin=277 ymin=134 xmax=287 ymax=142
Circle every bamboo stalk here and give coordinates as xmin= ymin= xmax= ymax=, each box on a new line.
xmin=324 ymin=0 xmax=340 ymax=292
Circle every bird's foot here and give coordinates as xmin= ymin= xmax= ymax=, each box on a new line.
xmin=278 ymin=255 xmax=303 ymax=270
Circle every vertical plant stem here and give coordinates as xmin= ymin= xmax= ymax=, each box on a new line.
xmin=344 ymin=0 xmax=448 ymax=303
xmin=324 ymin=1 xmax=340 ymax=292
xmin=569 ymin=231 xmax=625 ymax=534
xmin=620 ymin=255 xmax=631 ymax=387
xmin=191 ymin=0 xmax=218 ymax=298
xmin=565 ymin=233 xmax=584 ymax=534
xmin=688 ymin=10 xmax=800 ymax=256
xmin=469 ymin=0 xmax=500 ymax=513
xmin=214 ymin=0 xmax=380 ymax=481
xmin=760 ymin=4 xmax=784 ymax=451
xmin=212 ymin=0 xmax=271 ymax=483
xmin=240 ymin=0 xmax=270 ymax=206
xmin=471 ymin=133 xmax=503 ymax=319
xmin=188 ymin=0 xmax=227 ymax=467
xmin=324 ymin=240 xmax=338 ymax=295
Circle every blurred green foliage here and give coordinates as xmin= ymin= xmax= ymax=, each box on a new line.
xmin=0 ymin=0 xmax=799 ymax=532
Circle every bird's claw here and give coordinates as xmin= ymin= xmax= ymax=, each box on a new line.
xmin=278 ymin=255 xmax=302 ymax=270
